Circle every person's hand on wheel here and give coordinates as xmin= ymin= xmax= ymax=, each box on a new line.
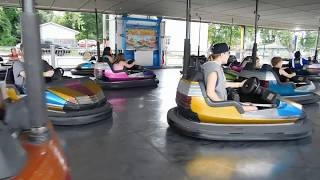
xmin=44 ymin=70 xmax=54 ymax=77
xmin=240 ymin=79 xmax=247 ymax=87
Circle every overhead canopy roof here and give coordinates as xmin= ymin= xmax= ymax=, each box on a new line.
xmin=1 ymin=0 xmax=320 ymax=30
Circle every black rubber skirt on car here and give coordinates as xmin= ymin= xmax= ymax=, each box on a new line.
xmin=48 ymin=102 xmax=112 ymax=126
xmin=70 ymin=69 xmax=94 ymax=76
xmin=283 ymin=93 xmax=320 ymax=105
xmin=96 ymin=78 xmax=159 ymax=89
xmin=167 ymin=107 xmax=312 ymax=141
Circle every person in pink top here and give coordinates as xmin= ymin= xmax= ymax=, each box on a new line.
xmin=113 ymin=53 xmax=135 ymax=71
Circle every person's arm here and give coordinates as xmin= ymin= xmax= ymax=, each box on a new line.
xmin=225 ymin=81 xmax=244 ymax=88
xmin=279 ymin=68 xmax=296 ymax=78
xmin=123 ymin=61 xmax=135 ymax=69
xmin=43 ymin=70 xmax=54 ymax=77
xmin=206 ymin=72 xmax=222 ymax=101
xmin=19 ymin=71 xmax=26 ymax=78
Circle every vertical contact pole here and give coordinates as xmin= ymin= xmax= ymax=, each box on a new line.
xmin=115 ymin=15 xmax=118 ymax=54
xmin=22 ymin=0 xmax=47 ymax=127
xmin=182 ymin=0 xmax=191 ymax=78
xmin=252 ymin=0 xmax=259 ymax=67
xmin=95 ymin=8 xmax=101 ymax=60
xmin=314 ymin=26 xmax=320 ymax=61
xmin=197 ymin=17 xmax=201 ymax=57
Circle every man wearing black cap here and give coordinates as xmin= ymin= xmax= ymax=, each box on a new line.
xmin=290 ymin=51 xmax=309 ymax=69
xmin=203 ymin=43 xmax=257 ymax=112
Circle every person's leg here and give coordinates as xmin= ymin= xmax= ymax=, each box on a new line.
xmin=243 ymin=105 xmax=258 ymax=112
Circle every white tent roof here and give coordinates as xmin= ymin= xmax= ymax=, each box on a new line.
xmin=1 ymin=0 xmax=320 ymax=30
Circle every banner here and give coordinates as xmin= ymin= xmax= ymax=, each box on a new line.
xmin=126 ymin=28 xmax=157 ymax=50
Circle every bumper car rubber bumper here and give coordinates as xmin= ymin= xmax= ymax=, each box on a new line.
xmin=48 ymin=102 xmax=112 ymax=126
xmin=283 ymin=93 xmax=320 ymax=105
xmin=167 ymin=107 xmax=312 ymax=141
xmin=96 ymin=78 xmax=159 ymax=89
xmin=305 ymin=75 xmax=320 ymax=81
xmin=70 ymin=69 xmax=94 ymax=76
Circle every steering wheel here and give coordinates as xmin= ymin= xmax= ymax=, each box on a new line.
xmin=127 ymin=59 xmax=135 ymax=64
xmin=56 ymin=67 xmax=64 ymax=76
xmin=241 ymin=77 xmax=260 ymax=94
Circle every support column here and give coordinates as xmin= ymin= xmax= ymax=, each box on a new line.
xmin=314 ymin=27 xmax=320 ymax=61
xmin=95 ymin=8 xmax=101 ymax=60
xmin=102 ymin=14 xmax=107 ymax=47
xmin=252 ymin=0 xmax=259 ymax=67
xmin=182 ymin=0 xmax=191 ymax=78
xmin=240 ymin=25 xmax=246 ymax=50
xmin=22 ymin=0 xmax=47 ymax=127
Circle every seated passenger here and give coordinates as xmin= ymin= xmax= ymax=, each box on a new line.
xmin=203 ymin=43 xmax=257 ymax=112
xmin=290 ymin=51 xmax=309 ymax=69
xmin=242 ymin=56 xmax=261 ymax=70
xmin=12 ymin=44 xmax=54 ymax=93
xmin=101 ymin=47 xmax=114 ymax=63
xmin=113 ymin=53 xmax=135 ymax=71
xmin=271 ymin=57 xmax=296 ymax=82
xmin=8 ymin=48 xmax=20 ymax=61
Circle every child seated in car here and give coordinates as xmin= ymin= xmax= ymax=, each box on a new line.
xmin=12 ymin=44 xmax=55 ymax=93
xmin=101 ymin=47 xmax=115 ymax=63
xmin=113 ymin=53 xmax=136 ymax=71
xmin=203 ymin=43 xmax=257 ymax=112
xmin=112 ymin=53 xmax=145 ymax=77
xmin=271 ymin=57 xmax=296 ymax=82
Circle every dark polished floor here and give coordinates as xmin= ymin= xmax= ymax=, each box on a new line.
xmin=57 ymin=69 xmax=320 ymax=180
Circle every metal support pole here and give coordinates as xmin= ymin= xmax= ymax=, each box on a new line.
xmin=240 ymin=25 xmax=246 ymax=50
xmin=115 ymin=15 xmax=118 ymax=55
xmin=182 ymin=0 xmax=191 ymax=78
xmin=50 ymin=45 xmax=56 ymax=68
xmin=22 ymin=0 xmax=47 ymax=128
xmin=230 ymin=18 xmax=234 ymax=47
xmin=252 ymin=0 xmax=259 ymax=67
xmin=197 ymin=17 xmax=201 ymax=57
xmin=95 ymin=8 xmax=101 ymax=60
xmin=102 ymin=14 xmax=107 ymax=47
xmin=314 ymin=27 xmax=320 ymax=61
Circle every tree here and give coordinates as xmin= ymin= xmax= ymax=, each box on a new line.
xmin=58 ymin=12 xmax=82 ymax=31
xmin=0 ymin=7 xmax=16 ymax=45
xmin=37 ymin=10 xmax=54 ymax=24
xmin=260 ymin=28 xmax=276 ymax=44
xmin=77 ymin=12 xmax=103 ymax=40
xmin=244 ymin=26 xmax=255 ymax=49
xmin=299 ymin=31 xmax=317 ymax=51
xmin=208 ymin=23 xmax=241 ymax=48
xmin=276 ymin=30 xmax=295 ymax=53
xmin=2 ymin=7 xmax=21 ymax=43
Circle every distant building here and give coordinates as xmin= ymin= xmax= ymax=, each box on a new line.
xmin=40 ymin=22 xmax=80 ymax=47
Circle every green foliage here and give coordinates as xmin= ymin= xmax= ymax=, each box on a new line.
xmin=299 ymin=31 xmax=317 ymax=50
xmin=276 ymin=30 xmax=295 ymax=53
xmin=208 ymin=23 xmax=241 ymax=48
xmin=0 ymin=7 xmax=17 ymax=45
xmin=2 ymin=7 xmax=21 ymax=42
xmin=77 ymin=12 xmax=103 ymax=40
xmin=57 ymin=12 xmax=82 ymax=31
xmin=37 ymin=10 xmax=54 ymax=24
xmin=260 ymin=28 xmax=276 ymax=44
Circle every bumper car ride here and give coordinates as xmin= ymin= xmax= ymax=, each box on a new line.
xmin=8 ymin=77 xmax=113 ymax=126
xmin=167 ymin=78 xmax=312 ymax=141
xmin=295 ymin=64 xmax=320 ymax=81
xmin=71 ymin=62 xmax=95 ymax=76
xmin=238 ymin=69 xmax=320 ymax=104
xmin=94 ymin=62 xmax=159 ymax=89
